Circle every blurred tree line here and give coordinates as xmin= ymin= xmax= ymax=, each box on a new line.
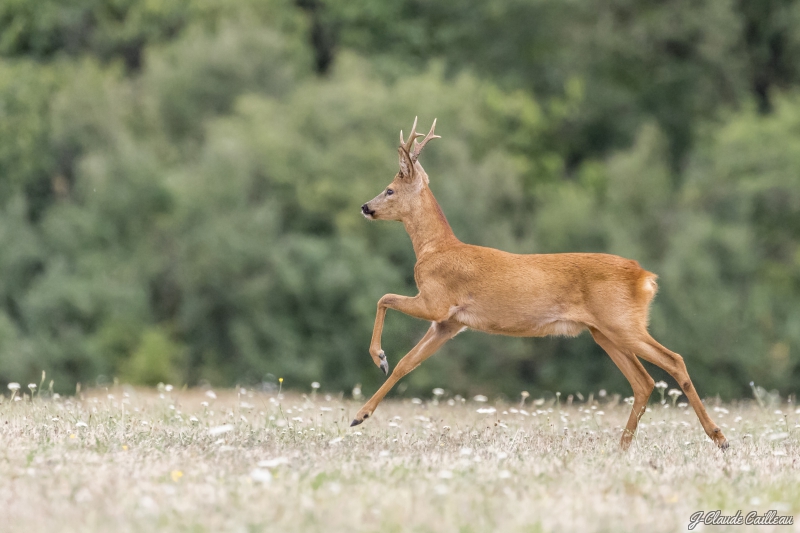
xmin=0 ymin=0 xmax=798 ymax=399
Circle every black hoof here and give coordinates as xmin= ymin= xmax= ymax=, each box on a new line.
xmin=350 ymin=419 xmax=362 ymax=427
xmin=719 ymin=440 xmax=729 ymax=451
xmin=378 ymin=351 xmax=389 ymax=375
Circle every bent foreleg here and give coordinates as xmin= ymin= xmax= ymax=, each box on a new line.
xmin=355 ymin=319 xmax=463 ymax=425
xmin=368 ymin=293 xmax=447 ymax=374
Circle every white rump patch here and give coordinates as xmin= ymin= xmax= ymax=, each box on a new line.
xmin=642 ymin=276 xmax=658 ymax=294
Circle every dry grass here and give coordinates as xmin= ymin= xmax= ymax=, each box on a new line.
xmin=1 ymin=385 xmax=799 ymax=532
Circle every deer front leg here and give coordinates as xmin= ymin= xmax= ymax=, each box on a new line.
xmin=353 ymin=319 xmax=463 ymax=426
xmin=369 ymin=294 xmax=447 ymax=375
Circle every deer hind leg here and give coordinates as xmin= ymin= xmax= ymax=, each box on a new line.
xmin=611 ymin=331 xmax=728 ymax=450
xmin=590 ymin=327 xmax=654 ymax=450
xmin=352 ymin=319 xmax=464 ymax=426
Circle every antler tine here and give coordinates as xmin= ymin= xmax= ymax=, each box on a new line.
xmin=400 ymin=116 xmax=423 ymax=153
xmin=410 ymin=118 xmax=441 ymax=162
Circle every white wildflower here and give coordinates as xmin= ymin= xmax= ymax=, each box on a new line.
xmin=208 ymin=424 xmax=234 ymax=436
xmin=258 ymin=457 xmax=290 ymax=468
xmin=250 ymin=469 xmax=272 ymax=484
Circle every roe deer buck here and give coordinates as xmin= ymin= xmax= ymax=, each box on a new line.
xmin=353 ymin=117 xmax=728 ymax=450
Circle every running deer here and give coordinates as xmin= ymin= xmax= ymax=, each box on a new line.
xmin=353 ymin=118 xmax=728 ymax=450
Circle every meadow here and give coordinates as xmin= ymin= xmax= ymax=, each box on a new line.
xmin=1 ymin=385 xmax=798 ymax=533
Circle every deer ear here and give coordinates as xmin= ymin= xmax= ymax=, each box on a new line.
xmin=398 ymin=147 xmax=414 ymax=180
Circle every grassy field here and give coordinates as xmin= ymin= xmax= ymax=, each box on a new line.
xmin=1 ymin=385 xmax=798 ymax=533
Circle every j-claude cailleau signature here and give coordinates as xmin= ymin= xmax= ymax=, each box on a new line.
xmin=689 ymin=510 xmax=794 ymax=529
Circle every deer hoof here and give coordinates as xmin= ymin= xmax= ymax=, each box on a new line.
xmin=379 ymin=356 xmax=389 ymax=376
xmin=712 ymin=428 xmax=729 ymax=450
xmin=351 ymin=412 xmax=370 ymax=426
xmin=351 ymin=411 xmax=370 ymax=426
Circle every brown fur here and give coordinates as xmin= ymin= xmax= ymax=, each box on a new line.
xmin=353 ymin=120 xmax=728 ymax=451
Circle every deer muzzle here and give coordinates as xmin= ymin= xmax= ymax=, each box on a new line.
xmin=361 ymin=203 xmax=376 ymax=218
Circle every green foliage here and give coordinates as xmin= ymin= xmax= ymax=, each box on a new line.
xmin=120 ymin=326 xmax=185 ymax=385
xmin=0 ymin=61 xmax=64 ymax=217
xmin=0 ymin=0 xmax=798 ymax=399
xmin=324 ymin=0 xmax=749 ymax=166
xmin=0 ymin=0 xmax=193 ymax=67
xmin=0 ymin=0 xmax=306 ymax=68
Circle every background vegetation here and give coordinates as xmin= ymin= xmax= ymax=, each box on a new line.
xmin=0 ymin=0 xmax=799 ymax=399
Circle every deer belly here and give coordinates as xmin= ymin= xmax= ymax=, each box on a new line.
xmin=448 ymin=305 xmax=585 ymax=338
xmin=532 ymin=320 xmax=586 ymax=337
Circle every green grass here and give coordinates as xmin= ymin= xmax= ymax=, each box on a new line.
xmin=0 ymin=387 xmax=798 ymax=532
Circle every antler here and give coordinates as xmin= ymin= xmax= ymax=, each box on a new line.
xmin=399 ymin=117 xmax=440 ymax=161
xmin=410 ymin=118 xmax=440 ymax=162
xmin=400 ymin=116 xmax=424 ymax=153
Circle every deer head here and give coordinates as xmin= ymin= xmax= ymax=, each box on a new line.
xmin=361 ymin=117 xmax=440 ymax=221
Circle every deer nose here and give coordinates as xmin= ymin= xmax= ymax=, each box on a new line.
xmin=361 ymin=204 xmax=374 ymax=216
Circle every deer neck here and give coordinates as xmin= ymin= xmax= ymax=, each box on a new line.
xmin=403 ymin=186 xmax=458 ymax=259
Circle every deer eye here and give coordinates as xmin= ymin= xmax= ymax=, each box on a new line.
xmin=386 ymin=188 xmax=394 ymax=196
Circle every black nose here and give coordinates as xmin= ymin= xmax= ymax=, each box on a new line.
xmin=361 ymin=204 xmax=374 ymax=216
